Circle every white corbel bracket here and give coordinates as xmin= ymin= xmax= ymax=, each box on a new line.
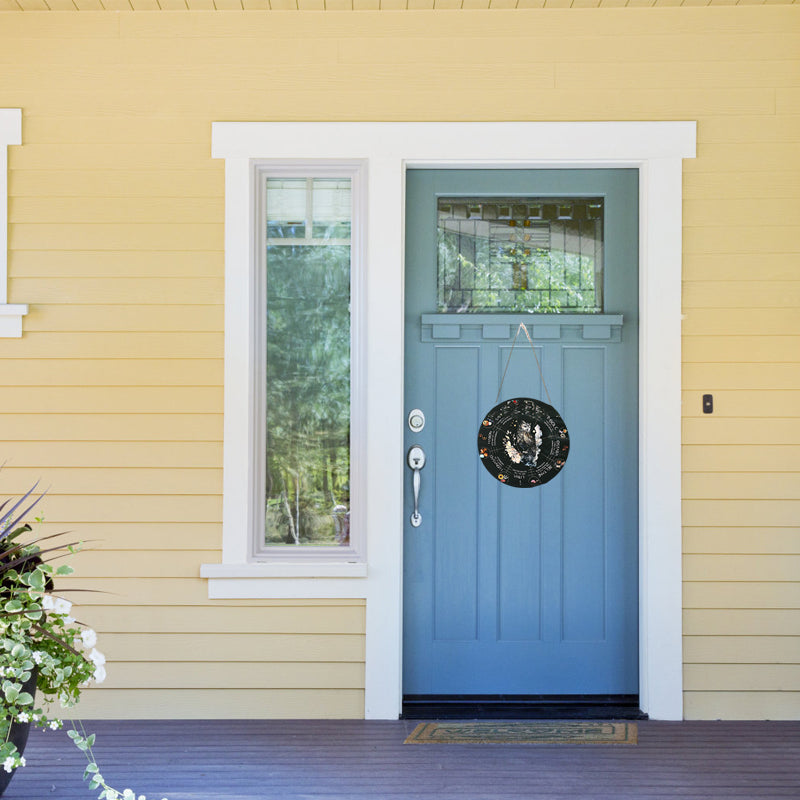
xmin=0 ymin=109 xmax=28 ymax=338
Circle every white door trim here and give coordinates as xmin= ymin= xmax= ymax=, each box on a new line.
xmin=210 ymin=121 xmax=696 ymax=721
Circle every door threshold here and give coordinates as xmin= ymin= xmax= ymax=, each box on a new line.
xmin=401 ymin=694 xmax=647 ymax=720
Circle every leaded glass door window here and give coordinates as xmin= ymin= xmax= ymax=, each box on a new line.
xmin=437 ymin=197 xmax=604 ymax=313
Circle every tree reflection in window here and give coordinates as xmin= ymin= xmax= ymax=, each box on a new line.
xmin=264 ymin=178 xmax=351 ymax=547
xmin=437 ymin=198 xmax=604 ymax=314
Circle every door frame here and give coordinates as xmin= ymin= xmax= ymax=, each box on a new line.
xmin=209 ymin=121 xmax=697 ymax=721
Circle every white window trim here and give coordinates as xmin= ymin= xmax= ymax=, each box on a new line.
xmin=203 ymin=121 xmax=696 ymax=722
xmin=0 ymin=109 xmax=28 ymax=338
xmin=201 ymin=158 xmax=368 ymax=580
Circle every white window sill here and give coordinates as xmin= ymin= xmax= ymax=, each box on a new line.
xmin=201 ymin=562 xmax=367 ymax=579
xmin=200 ymin=562 xmax=368 ymax=599
xmin=0 ymin=304 xmax=28 ymax=338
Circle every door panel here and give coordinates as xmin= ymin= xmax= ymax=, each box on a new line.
xmin=403 ymin=169 xmax=638 ymax=697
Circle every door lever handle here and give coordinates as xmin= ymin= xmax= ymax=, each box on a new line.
xmin=407 ymin=445 xmax=426 ymax=528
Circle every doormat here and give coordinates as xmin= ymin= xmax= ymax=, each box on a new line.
xmin=404 ymin=721 xmax=637 ymax=745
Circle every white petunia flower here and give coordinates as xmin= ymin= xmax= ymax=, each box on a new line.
xmin=80 ymin=628 xmax=98 ymax=649
xmin=89 ymin=648 xmax=106 ymax=666
xmin=43 ymin=595 xmax=73 ymax=616
xmin=31 ymin=651 xmax=44 ymax=665
xmin=17 ymin=712 xmax=30 ymax=723
xmin=49 ymin=720 xmax=62 ymax=730
xmin=93 ymin=664 xmax=107 ymax=684
xmin=3 ymin=757 xmax=14 ymax=773
xmin=55 ymin=599 xmax=72 ymax=615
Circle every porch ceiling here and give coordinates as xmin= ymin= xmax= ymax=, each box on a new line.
xmin=2 ymin=0 xmax=797 ymax=9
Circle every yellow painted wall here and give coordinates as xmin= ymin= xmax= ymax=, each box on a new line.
xmin=0 ymin=6 xmax=798 ymax=720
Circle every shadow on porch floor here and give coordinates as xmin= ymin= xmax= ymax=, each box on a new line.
xmin=5 ymin=719 xmax=800 ymax=799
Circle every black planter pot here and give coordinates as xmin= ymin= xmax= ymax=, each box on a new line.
xmin=0 ymin=671 xmax=37 ymax=797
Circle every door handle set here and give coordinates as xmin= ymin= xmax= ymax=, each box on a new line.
xmin=407 ymin=445 xmax=426 ymax=528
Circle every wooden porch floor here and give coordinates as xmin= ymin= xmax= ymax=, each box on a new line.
xmin=5 ymin=719 xmax=800 ymax=799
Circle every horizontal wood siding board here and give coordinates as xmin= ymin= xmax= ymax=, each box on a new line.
xmin=683 ymin=309 xmax=800 ymax=335
xmin=683 ymin=636 xmax=800 ymax=664
xmin=4 ymin=441 xmax=223 ymax=467
xmin=684 ymin=170 xmax=800 ymax=199
xmin=684 ymin=663 xmax=800 ymax=692
xmin=10 ymin=279 xmax=224 ymax=304
xmin=78 ymin=604 xmax=367 ymax=634
xmin=682 ymin=446 xmax=800 ymax=472
xmin=60 ymin=689 xmax=365 ymax=719
xmin=683 ymin=609 xmax=800 ymax=636
xmin=92 ymin=633 xmax=366 ymax=662
xmin=40 ymin=521 xmax=223 ymax=549
xmin=683 ymin=582 xmax=800 ymax=609
xmin=0 ymin=388 xmax=223 ymax=414
xmin=683 ymin=553 xmax=800 ymax=581
xmin=684 ymin=692 xmax=800 ymax=721
xmin=683 ymin=254 xmax=800 ymax=282
xmin=682 ymin=420 xmax=800 ymax=446
xmin=0 ymin=360 xmax=223 ymax=386
xmin=1 ymin=414 xmax=223 ymax=441
xmin=682 ymin=473 xmax=800 ymax=500
xmin=13 ymin=252 xmax=224 ymax=278
xmin=9 ymin=169 xmax=223 ymax=197
xmin=93 ymin=661 xmax=366 ymax=690
xmin=683 ymin=527 xmax=800 ymax=555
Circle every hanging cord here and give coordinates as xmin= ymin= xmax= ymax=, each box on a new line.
xmin=496 ymin=322 xmax=553 ymax=406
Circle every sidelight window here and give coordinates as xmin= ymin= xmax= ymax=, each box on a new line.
xmin=254 ymin=170 xmax=362 ymax=559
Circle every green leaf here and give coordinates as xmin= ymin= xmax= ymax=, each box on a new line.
xmin=28 ymin=569 xmax=45 ymax=592
xmin=55 ymin=565 xmax=74 ymax=576
xmin=4 ymin=599 xmax=23 ymax=613
xmin=4 ymin=685 xmax=19 ymax=703
xmin=16 ymin=692 xmax=33 ymax=705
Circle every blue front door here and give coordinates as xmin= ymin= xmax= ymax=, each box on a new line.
xmin=403 ymin=169 xmax=639 ymax=696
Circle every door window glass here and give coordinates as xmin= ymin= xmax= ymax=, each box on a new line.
xmin=437 ymin=197 xmax=603 ymax=313
xmin=264 ymin=177 xmax=351 ymax=548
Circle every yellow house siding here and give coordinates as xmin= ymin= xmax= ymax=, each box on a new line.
xmin=0 ymin=6 xmax=798 ymax=720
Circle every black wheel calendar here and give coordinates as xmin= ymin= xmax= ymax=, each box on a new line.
xmin=477 ymin=397 xmax=570 ymax=488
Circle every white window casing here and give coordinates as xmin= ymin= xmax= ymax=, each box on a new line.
xmin=0 ymin=109 xmax=28 ymax=337
xmin=203 ymin=121 xmax=697 ymax=722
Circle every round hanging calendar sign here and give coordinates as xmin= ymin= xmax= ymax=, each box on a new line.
xmin=477 ymin=397 xmax=570 ymax=488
